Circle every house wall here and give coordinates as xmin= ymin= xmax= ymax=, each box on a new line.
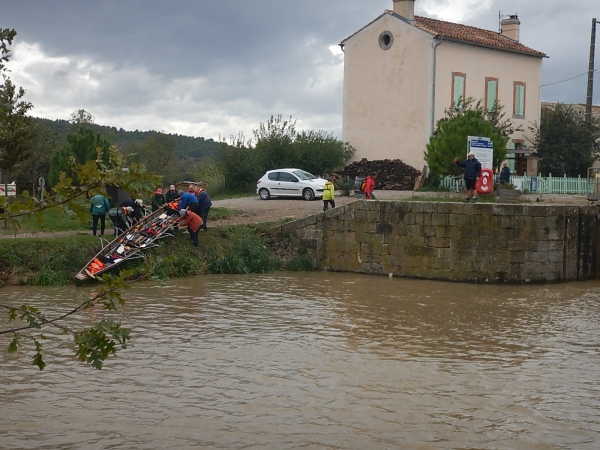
xmin=434 ymin=40 xmax=543 ymax=151
xmin=342 ymin=15 xmax=433 ymax=171
xmin=341 ymin=15 xmax=544 ymax=170
xmin=270 ymin=201 xmax=600 ymax=283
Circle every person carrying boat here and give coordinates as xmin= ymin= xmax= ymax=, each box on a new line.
xmin=178 ymin=209 xmax=203 ymax=248
xmin=108 ymin=206 xmax=134 ymax=236
xmin=89 ymin=193 xmax=110 ymax=236
xmin=151 ymin=188 xmax=166 ymax=212
xmin=119 ymin=197 xmax=145 ymax=223
xmin=196 ymin=182 xmax=212 ymax=231
xmin=165 ymin=184 xmax=180 ymax=203
xmin=178 ymin=190 xmax=202 ymax=217
xmin=188 ymin=184 xmax=198 ymax=199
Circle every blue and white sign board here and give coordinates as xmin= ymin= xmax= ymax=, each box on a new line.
xmin=467 ymin=136 xmax=493 ymax=170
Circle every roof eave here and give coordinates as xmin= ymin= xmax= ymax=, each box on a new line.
xmin=340 ymin=11 xmax=390 ymax=45
xmin=432 ymin=36 xmax=547 ymax=58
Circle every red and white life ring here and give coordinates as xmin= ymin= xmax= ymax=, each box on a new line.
xmin=476 ymin=168 xmax=494 ymax=194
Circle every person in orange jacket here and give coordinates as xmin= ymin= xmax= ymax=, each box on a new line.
xmin=363 ymin=174 xmax=376 ymax=200
xmin=178 ymin=209 xmax=203 ymax=247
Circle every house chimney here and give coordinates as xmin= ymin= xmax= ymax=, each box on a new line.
xmin=501 ymin=15 xmax=520 ymax=42
xmin=392 ymin=0 xmax=415 ymax=21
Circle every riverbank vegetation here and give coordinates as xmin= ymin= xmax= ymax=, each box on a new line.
xmin=0 ymin=223 xmax=311 ymax=287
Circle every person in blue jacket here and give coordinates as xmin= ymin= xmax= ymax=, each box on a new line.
xmin=499 ymin=162 xmax=511 ymax=185
xmin=454 ymin=151 xmax=482 ymax=202
xmin=177 ymin=190 xmax=201 ymax=216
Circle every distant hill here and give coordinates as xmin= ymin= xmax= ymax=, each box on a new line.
xmin=34 ymin=117 xmax=221 ymax=161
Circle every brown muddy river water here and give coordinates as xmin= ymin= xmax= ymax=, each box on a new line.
xmin=1 ymin=272 xmax=599 ymax=449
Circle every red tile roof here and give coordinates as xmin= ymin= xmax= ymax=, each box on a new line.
xmin=340 ymin=11 xmax=546 ymax=58
xmin=413 ymin=15 xmax=546 ymax=57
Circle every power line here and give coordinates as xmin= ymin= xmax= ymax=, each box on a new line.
xmin=541 ymin=70 xmax=597 ymax=87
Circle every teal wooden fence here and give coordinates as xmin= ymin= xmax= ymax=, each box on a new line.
xmin=440 ymin=174 xmax=590 ymax=194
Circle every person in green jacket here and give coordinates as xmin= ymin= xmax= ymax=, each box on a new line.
xmin=151 ymin=188 xmax=166 ymax=212
xmin=89 ymin=193 xmax=110 ymax=236
xmin=322 ymin=179 xmax=335 ymax=211
xmin=108 ymin=206 xmax=133 ymax=236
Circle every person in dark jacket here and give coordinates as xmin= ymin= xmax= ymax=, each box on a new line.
xmin=454 ymin=152 xmax=482 ymax=202
xmin=499 ymin=162 xmax=511 ymax=185
xmin=151 ymin=188 xmax=166 ymax=212
xmin=89 ymin=193 xmax=110 ymax=236
xmin=196 ymin=182 xmax=212 ymax=231
xmin=165 ymin=184 xmax=180 ymax=203
xmin=119 ymin=197 xmax=144 ymax=223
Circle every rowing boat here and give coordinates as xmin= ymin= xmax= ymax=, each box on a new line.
xmin=75 ymin=202 xmax=181 ymax=281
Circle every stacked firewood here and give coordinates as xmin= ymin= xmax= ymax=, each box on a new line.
xmin=333 ymin=159 xmax=421 ymax=190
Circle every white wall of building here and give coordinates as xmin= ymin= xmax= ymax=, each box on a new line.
xmin=434 ymin=40 xmax=543 ymax=149
xmin=342 ymin=15 xmax=544 ymax=170
xmin=342 ymin=15 xmax=434 ymax=170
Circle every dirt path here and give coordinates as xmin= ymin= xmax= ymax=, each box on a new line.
xmin=0 ymin=191 xmax=591 ymax=239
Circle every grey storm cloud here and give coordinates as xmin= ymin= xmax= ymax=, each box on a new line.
xmin=1 ymin=0 xmax=598 ymax=139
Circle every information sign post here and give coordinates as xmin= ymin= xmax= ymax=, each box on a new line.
xmin=467 ymin=136 xmax=493 ymax=170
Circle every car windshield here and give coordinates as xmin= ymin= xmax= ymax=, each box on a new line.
xmin=292 ymin=170 xmax=317 ymax=180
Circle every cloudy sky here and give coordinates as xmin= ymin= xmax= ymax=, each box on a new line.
xmin=2 ymin=0 xmax=599 ymax=141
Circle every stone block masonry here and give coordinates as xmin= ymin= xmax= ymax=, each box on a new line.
xmin=270 ymin=201 xmax=600 ymax=283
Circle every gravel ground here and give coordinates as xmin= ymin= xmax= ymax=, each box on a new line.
xmin=0 ymin=191 xmax=591 ymax=239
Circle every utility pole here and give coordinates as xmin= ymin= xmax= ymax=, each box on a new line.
xmin=586 ymin=18 xmax=597 ymax=123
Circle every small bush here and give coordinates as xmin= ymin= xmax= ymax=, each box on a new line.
xmin=286 ymin=255 xmax=317 ymax=271
xmin=206 ymin=229 xmax=281 ymax=274
xmin=497 ymin=183 xmax=515 ymax=190
xmin=335 ymin=176 xmax=354 ymax=196
xmin=28 ymin=267 xmax=70 ymax=286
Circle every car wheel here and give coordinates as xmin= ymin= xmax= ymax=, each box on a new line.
xmin=302 ymin=188 xmax=315 ymax=201
xmin=259 ymin=188 xmax=271 ymax=200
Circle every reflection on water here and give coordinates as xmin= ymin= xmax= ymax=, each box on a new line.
xmin=1 ymin=272 xmax=599 ymax=449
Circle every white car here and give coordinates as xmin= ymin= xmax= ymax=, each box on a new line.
xmin=256 ymin=168 xmax=326 ymax=201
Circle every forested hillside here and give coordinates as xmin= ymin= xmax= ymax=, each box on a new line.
xmin=34 ymin=117 xmax=220 ymax=160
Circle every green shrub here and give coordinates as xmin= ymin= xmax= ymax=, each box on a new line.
xmin=286 ymin=255 xmax=317 ymax=271
xmin=335 ymin=176 xmax=354 ymax=196
xmin=206 ymin=232 xmax=281 ymax=274
xmin=28 ymin=267 xmax=70 ymax=286
xmin=497 ymin=183 xmax=515 ymax=189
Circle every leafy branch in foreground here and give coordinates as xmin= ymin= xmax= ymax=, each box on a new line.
xmin=0 ymin=145 xmax=161 ymax=232
xmin=1 ymin=270 xmax=142 ymax=370
xmin=0 ymin=26 xmax=164 ymax=371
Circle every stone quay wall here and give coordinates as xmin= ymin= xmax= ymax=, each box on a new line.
xmin=270 ymin=201 xmax=600 ymax=283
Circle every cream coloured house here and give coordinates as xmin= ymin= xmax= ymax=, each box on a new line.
xmin=340 ymin=0 xmax=546 ymax=175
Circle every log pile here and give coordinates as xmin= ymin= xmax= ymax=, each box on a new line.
xmin=334 ymin=159 xmax=421 ymax=190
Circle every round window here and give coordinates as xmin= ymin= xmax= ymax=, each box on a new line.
xmin=379 ymin=31 xmax=394 ymax=50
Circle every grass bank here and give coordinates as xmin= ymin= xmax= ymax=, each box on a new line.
xmin=0 ymin=223 xmax=311 ymax=287
xmin=0 ymin=206 xmax=239 ymax=236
